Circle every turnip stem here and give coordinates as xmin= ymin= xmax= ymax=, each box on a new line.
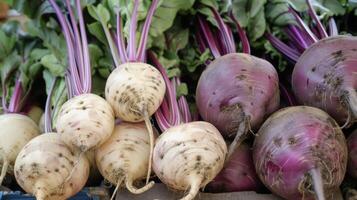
xmin=144 ymin=110 xmax=154 ymax=184
xmin=180 ymin=176 xmax=202 ymax=200
xmin=226 ymin=118 xmax=248 ymax=162
xmin=306 ymin=0 xmax=328 ymax=38
xmin=128 ymin=0 xmax=139 ymax=61
xmin=328 ymin=18 xmax=338 ymax=36
xmin=125 ymin=177 xmax=155 ymax=194
xmin=310 ymin=168 xmax=326 ymax=200
xmin=110 ymin=177 xmax=124 ymax=200
xmin=0 ymin=159 xmax=9 ymax=185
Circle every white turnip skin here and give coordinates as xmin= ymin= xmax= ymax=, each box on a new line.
xmin=153 ymin=121 xmax=227 ymax=200
xmin=0 ymin=114 xmax=40 ymax=185
xmin=347 ymin=129 xmax=357 ymax=178
xmin=14 ymin=133 xmax=89 ymax=200
xmin=56 ymin=93 xmax=115 ymax=152
xmin=253 ymin=106 xmax=347 ymax=200
xmin=206 ymin=143 xmax=261 ymax=193
xmin=96 ymin=122 xmax=156 ymax=199
xmin=105 ymin=62 xmax=165 ymax=182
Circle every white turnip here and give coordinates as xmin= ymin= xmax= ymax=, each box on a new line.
xmin=153 ymin=121 xmax=227 ymax=200
xmin=253 ymin=106 xmax=347 ymax=200
xmin=49 ymin=0 xmax=115 ymax=153
xmin=14 ymin=133 xmax=89 ymax=200
xmin=0 ymin=114 xmax=40 ymax=185
xmin=96 ymin=122 xmax=155 ymax=199
xmin=102 ymin=0 xmax=165 ymax=182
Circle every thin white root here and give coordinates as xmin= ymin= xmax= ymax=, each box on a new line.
xmin=0 ymin=159 xmax=9 ymax=185
xmin=180 ymin=177 xmax=202 ymax=200
xmin=226 ymin=118 xmax=248 ymax=162
xmin=110 ymin=177 xmax=124 ymax=200
xmin=62 ymin=151 xmax=85 ymax=187
xmin=143 ymin=110 xmax=154 ymax=184
xmin=125 ymin=177 xmax=155 ymax=194
xmin=310 ymin=168 xmax=326 ymax=200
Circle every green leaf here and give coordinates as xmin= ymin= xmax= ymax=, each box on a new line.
xmin=0 ymin=29 xmax=16 ymax=60
xmin=88 ymin=44 xmax=103 ymax=69
xmin=88 ymin=4 xmax=110 ymax=24
xmin=247 ymin=7 xmax=266 ymax=41
xmin=199 ymin=0 xmax=219 ymax=8
xmin=167 ymin=67 xmax=180 ymax=78
xmin=40 ymin=54 xmax=65 ymax=77
xmin=176 ymin=83 xmax=188 ymax=97
xmin=87 ymin=22 xmax=108 ymax=45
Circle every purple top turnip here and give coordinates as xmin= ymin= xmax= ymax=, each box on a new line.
xmin=253 ymin=106 xmax=347 ymax=200
xmin=195 ymin=8 xmax=279 ymax=158
xmin=267 ymin=0 xmax=357 ymax=127
xmin=206 ymin=143 xmax=262 ymax=193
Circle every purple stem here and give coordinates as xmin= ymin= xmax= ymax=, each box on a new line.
xmin=328 ymin=18 xmax=338 ymax=36
xmin=65 ymin=0 xmax=84 ymax=85
xmin=266 ymin=33 xmax=300 ymax=62
xmin=155 ymin=108 xmax=170 ymax=131
xmin=286 ymin=25 xmax=310 ymax=50
xmin=75 ymin=0 xmax=91 ymax=93
xmin=211 ymin=8 xmax=235 ymax=54
xmin=279 ymin=82 xmax=296 ymax=106
xmin=7 ymin=79 xmax=23 ymax=113
xmin=148 ymin=51 xmax=180 ymax=128
xmin=137 ymin=0 xmax=159 ymax=62
xmin=229 ymin=11 xmax=250 ymax=54
xmin=49 ymin=0 xmax=82 ymax=96
xmin=128 ymin=0 xmax=139 ymax=61
xmin=289 ymin=8 xmax=318 ymax=43
xmin=174 ymin=77 xmax=192 ymax=123
xmin=116 ymin=10 xmax=128 ymax=63
xmin=44 ymin=78 xmax=57 ymax=133
xmin=64 ymin=71 xmax=74 ymax=99
xmin=198 ymin=17 xmax=221 ymax=59
xmin=195 ymin=31 xmax=207 ymax=54
xmin=306 ymin=0 xmax=328 ymax=38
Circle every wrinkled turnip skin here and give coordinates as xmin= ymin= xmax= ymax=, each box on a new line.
xmin=347 ymin=129 xmax=357 ymax=178
xmin=292 ymin=36 xmax=357 ymax=126
xmin=253 ymin=106 xmax=347 ymax=200
xmin=153 ymin=121 xmax=227 ymax=193
xmin=206 ymin=143 xmax=261 ymax=193
xmin=56 ymin=93 xmax=115 ymax=152
xmin=105 ymin=62 xmax=165 ymax=122
xmin=14 ymin=133 xmax=89 ymax=200
xmin=196 ymin=53 xmax=280 ymax=137
xmin=96 ymin=122 xmax=154 ymax=191
xmin=0 ymin=114 xmax=40 ymax=181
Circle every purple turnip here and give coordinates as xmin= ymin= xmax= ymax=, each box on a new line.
xmin=267 ymin=0 xmax=357 ymax=127
xmin=195 ymin=9 xmax=279 ymax=158
xmin=206 ymin=143 xmax=261 ymax=193
xmin=253 ymin=106 xmax=347 ymax=200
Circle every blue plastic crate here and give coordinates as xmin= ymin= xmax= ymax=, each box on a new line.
xmin=0 ymin=188 xmax=103 ymax=200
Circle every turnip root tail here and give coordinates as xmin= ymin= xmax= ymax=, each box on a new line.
xmin=143 ymin=109 xmax=154 ymax=184
xmin=0 ymin=158 xmax=9 ymax=185
xmin=310 ymin=168 xmax=326 ymax=200
xmin=63 ymin=151 xmax=85 ymax=186
xmin=125 ymin=177 xmax=155 ymax=194
xmin=180 ymin=175 xmax=203 ymax=200
xmin=34 ymin=182 xmax=48 ymax=200
xmin=226 ymin=117 xmax=249 ymax=162
xmin=110 ymin=177 xmax=124 ymax=200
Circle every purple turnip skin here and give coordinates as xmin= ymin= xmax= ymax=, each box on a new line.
xmin=196 ymin=53 xmax=280 ymax=137
xmin=292 ymin=36 xmax=357 ymax=126
xmin=347 ymin=129 xmax=357 ymax=178
xmin=206 ymin=143 xmax=261 ymax=193
xmin=253 ymin=106 xmax=347 ymax=200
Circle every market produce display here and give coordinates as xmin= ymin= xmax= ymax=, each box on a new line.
xmin=0 ymin=0 xmax=357 ymax=200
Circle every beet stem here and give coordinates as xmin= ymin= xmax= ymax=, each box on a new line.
xmin=0 ymin=158 xmax=9 ymax=185
xmin=110 ymin=177 xmax=124 ymax=200
xmin=310 ymin=168 xmax=326 ymax=200
xmin=328 ymin=18 xmax=338 ymax=36
xmin=226 ymin=117 xmax=249 ymax=162
xmin=306 ymin=0 xmax=328 ymax=38
xmin=125 ymin=177 xmax=155 ymax=194
xmin=229 ymin=11 xmax=250 ymax=54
